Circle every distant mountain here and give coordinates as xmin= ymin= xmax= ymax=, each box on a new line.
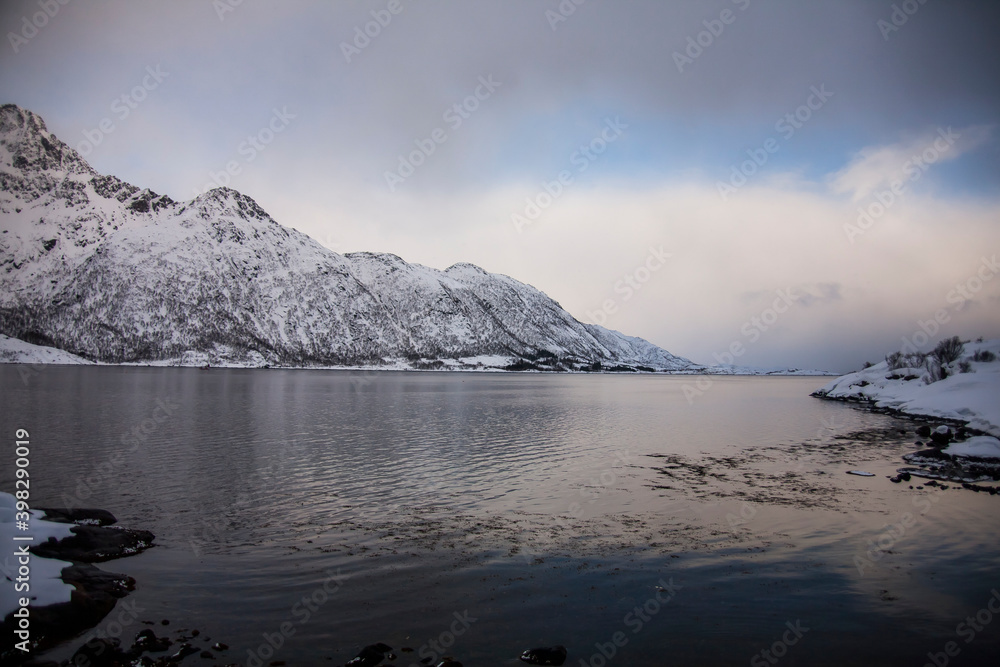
xmin=0 ymin=104 xmax=706 ymax=372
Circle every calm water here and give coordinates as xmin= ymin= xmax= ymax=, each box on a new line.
xmin=2 ymin=367 xmax=999 ymax=666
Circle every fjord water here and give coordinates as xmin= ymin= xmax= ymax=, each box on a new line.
xmin=3 ymin=367 xmax=998 ymax=666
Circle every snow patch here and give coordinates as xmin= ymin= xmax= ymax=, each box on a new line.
xmin=0 ymin=491 xmax=76 ymax=619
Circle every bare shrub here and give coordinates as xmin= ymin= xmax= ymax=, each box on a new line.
xmin=972 ymin=349 xmax=996 ymax=362
xmin=887 ymin=351 xmax=926 ymax=370
xmin=932 ymin=336 xmax=964 ymax=365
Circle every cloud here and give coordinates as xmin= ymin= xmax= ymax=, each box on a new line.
xmin=797 ymin=283 xmax=843 ymax=307
xmin=3 ymin=0 xmax=1000 ymax=372
xmin=829 ymin=125 xmax=993 ymax=201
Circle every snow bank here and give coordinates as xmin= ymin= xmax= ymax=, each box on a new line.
xmin=945 ymin=435 xmax=1000 ymax=460
xmin=0 ymin=491 xmax=76 ymax=619
xmin=814 ymin=338 xmax=1000 ymax=437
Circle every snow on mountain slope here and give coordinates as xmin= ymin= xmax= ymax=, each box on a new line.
xmin=0 ymin=104 xmax=703 ymax=370
xmin=0 ymin=333 xmax=93 ymax=364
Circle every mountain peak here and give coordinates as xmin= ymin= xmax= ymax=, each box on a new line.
xmin=0 ymin=103 xmax=94 ymax=177
xmin=0 ymin=103 xmax=48 ymax=135
xmin=444 ymin=262 xmax=490 ymax=278
xmin=188 ymin=186 xmax=273 ymax=222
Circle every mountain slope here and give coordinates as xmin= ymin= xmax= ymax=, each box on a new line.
xmin=0 ymin=104 xmax=703 ymax=371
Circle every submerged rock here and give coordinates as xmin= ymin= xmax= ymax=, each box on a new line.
xmin=520 ymin=645 xmax=568 ymax=665
xmin=70 ymin=637 xmax=134 ymax=667
xmin=169 ymin=643 xmax=199 ymax=661
xmin=38 ymin=506 xmax=117 ymax=526
xmin=31 ymin=524 xmax=155 ymax=562
xmin=345 ymin=642 xmax=393 ymax=667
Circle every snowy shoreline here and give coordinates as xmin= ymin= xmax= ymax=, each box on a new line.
xmin=0 ymin=334 xmax=833 ymax=376
xmin=812 ymin=337 xmax=1000 ymax=438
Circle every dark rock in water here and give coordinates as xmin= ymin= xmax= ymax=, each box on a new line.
xmin=916 ymin=424 xmax=931 ymax=438
xmin=929 ymin=426 xmax=952 ymax=446
xmin=133 ymin=628 xmax=172 ymax=653
xmin=213 ymin=642 xmax=229 ymax=651
xmin=169 ymin=643 xmax=199 ymax=661
xmin=1 ymin=562 xmax=136 ymax=661
xmin=31 ymin=524 xmax=155 ymax=562
xmin=346 ymin=643 xmax=394 ymax=667
xmin=200 ymin=650 xmax=214 ymax=658
xmin=37 ymin=506 xmax=118 ymax=526
xmin=908 ymin=448 xmax=951 ymax=461
xmin=520 ymin=645 xmax=568 ymax=665
xmin=70 ymin=637 xmax=134 ymax=667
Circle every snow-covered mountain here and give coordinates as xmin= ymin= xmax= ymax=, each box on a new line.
xmin=0 ymin=104 xmax=704 ymax=371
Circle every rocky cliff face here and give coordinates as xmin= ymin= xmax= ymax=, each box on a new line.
xmin=0 ymin=104 xmax=701 ymax=371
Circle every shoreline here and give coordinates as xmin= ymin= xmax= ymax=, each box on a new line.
xmin=0 ymin=500 xmax=155 ymax=665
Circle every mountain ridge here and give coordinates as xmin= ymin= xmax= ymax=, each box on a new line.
xmin=0 ymin=103 xmax=712 ymax=372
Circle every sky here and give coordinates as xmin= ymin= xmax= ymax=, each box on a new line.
xmin=1 ymin=0 xmax=999 ymax=373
